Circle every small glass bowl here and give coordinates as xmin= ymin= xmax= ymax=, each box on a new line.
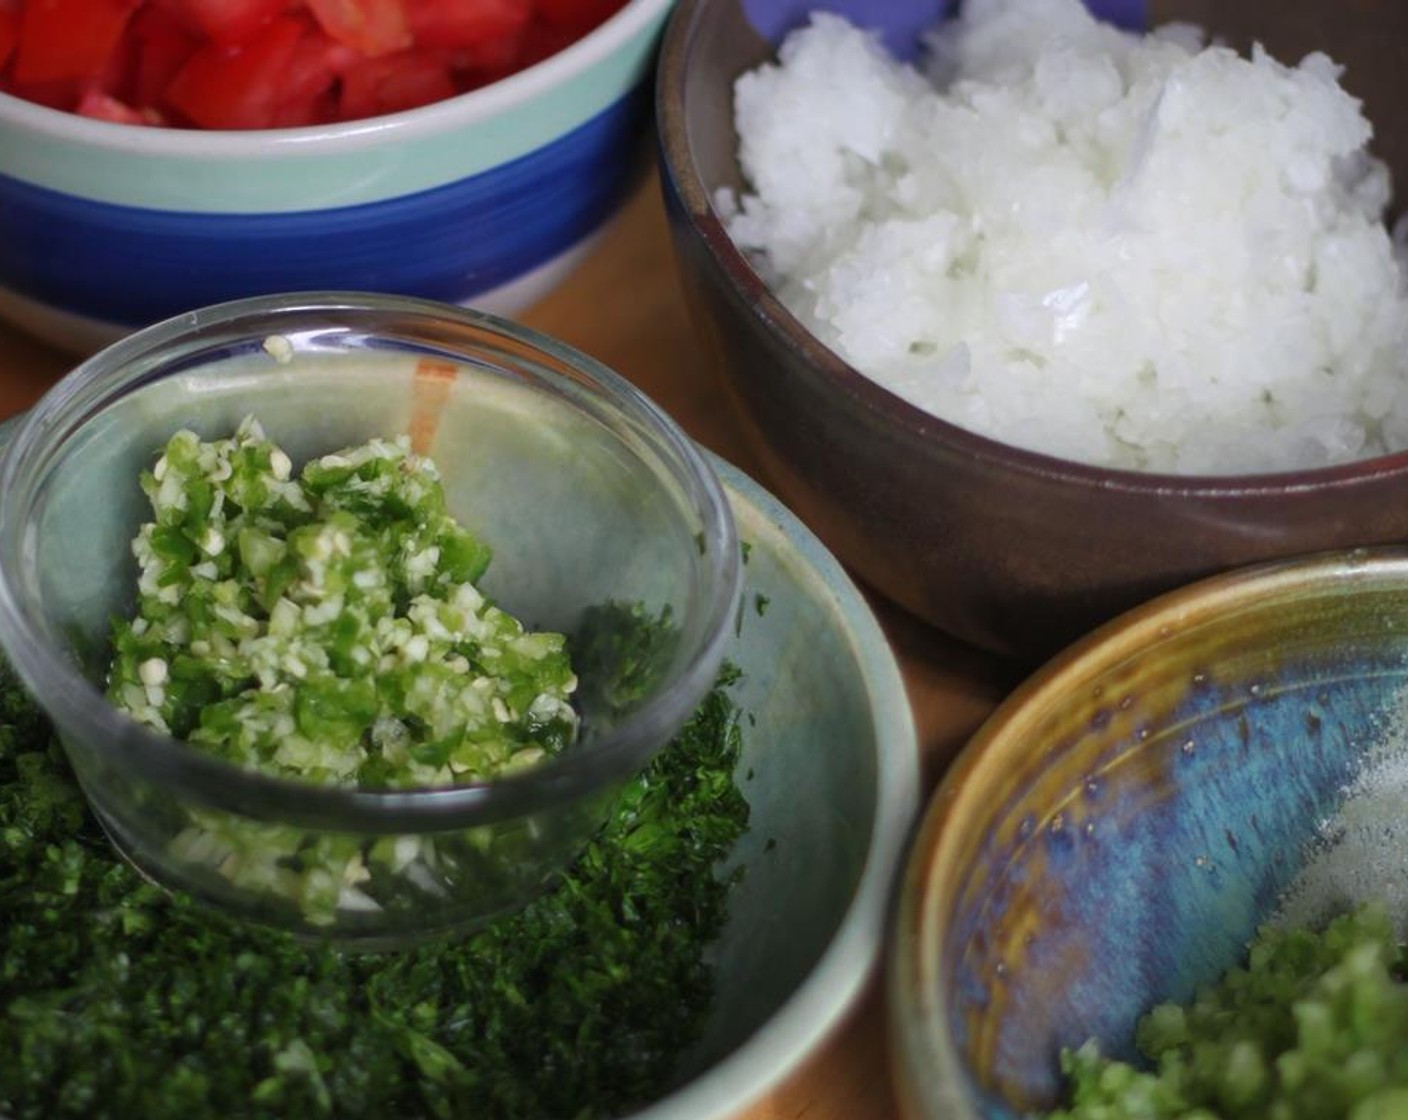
xmin=0 ymin=292 xmax=741 ymax=947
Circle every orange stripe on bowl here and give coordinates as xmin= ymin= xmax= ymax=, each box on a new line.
xmin=409 ymin=357 xmax=458 ymax=455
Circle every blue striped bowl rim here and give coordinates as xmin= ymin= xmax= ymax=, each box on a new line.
xmin=0 ymin=0 xmax=673 ymax=211
xmin=0 ymin=85 xmax=651 ymax=327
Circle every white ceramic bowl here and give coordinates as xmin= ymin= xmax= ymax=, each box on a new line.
xmin=0 ymin=0 xmax=673 ymax=353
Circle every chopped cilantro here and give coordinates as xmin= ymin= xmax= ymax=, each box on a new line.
xmin=0 ymin=652 xmax=750 ymax=1118
xmin=571 ymin=600 xmax=677 ymax=718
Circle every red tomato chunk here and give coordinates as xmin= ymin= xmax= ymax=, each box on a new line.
xmin=0 ymin=0 xmax=629 ymax=127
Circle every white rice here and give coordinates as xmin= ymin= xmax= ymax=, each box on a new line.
xmin=718 ymin=0 xmax=1408 ymax=474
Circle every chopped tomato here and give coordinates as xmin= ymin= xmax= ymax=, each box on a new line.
xmin=0 ymin=5 xmax=19 ymax=73
xmin=76 ymin=86 xmax=157 ymax=123
xmin=304 ymin=0 xmax=409 ymax=57
xmin=338 ymin=46 xmax=453 ymax=119
xmin=403 ymin=0 xmax=529 ymax=50
xmin=536 ymin=0 xmax=620 ymax=38
xmin=263 ymin=26 xmax=350 ymax=124
xmin=517 ymin=15 xmax=573 ymax=69
xmin=277 ymin=26 xmax=352 ymax=105
xmin=164 ymin=13 xmax=304 ymax=128
xmin=5 ymin=73 xmax=80 ymax=108
xmin=269 ymin=84 xmax=335 ymax=127
xmin=0 ymin=0 xmax=629 ymax=126
xmin=125 ymin=4 xmax=201 ymax=107
xmin=404 ymin=0 xmax=529 ymax=83
xmin=154 ymin=0 xmax=288 ymax=45
xmin=13 ymin=0 xmax=138 ymax=84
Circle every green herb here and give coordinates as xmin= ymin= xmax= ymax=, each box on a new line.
xmin=1046 ymin=904 xmax=1408 ymax=1119
xmin=0 ymin=657 xmax=750 ymax=1119
xmin=571 ymin=600 xmax=677 ymax=718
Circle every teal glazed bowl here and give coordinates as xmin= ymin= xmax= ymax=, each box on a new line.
xmin=630 ymin=451 xmax=919 ymax=1120
xmin=0 ymin=0 xmax=673 ymax=355
xmin=889 ymin=549 xmax=1408 ymax=1118
xmin=0 ymin=348 xmax=922 ymax=1115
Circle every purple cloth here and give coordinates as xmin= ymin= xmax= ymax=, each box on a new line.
xmin=740 ymin=0 xmax=1148 ymax=59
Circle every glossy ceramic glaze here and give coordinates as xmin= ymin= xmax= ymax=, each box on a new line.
xmin=629 ymin=451 xmax=919 ymax=1120
xmin=889 ymin=548 xmax=1408 ymax=1119
xmin=0 ymin=293 xmax=742 ymax=945
xmin=0 ymin=0 xmax=673 ymax=353
xmin=0 ymin=379 xmax=921 ymax=1114
xmin=655 ymin=0 xmax=1408 ymax=662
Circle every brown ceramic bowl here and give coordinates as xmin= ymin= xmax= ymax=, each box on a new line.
xmin=655 ymin=0 xmax=1408 ymax=662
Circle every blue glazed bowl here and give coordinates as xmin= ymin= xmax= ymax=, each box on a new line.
xmin=888 ymin=548 xmax=1408 ymax=1118
xmin=0 ymin=0 xmax=672 ymax=354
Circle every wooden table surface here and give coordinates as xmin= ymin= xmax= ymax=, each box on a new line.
xmin=0 ymin=171 xmax=1020 ymax=1120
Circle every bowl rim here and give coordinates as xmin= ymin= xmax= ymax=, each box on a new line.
xmin=0 ymin=291 xmax=742 ymax=833
xmin=626 ymin=451 xmax=921 ymax=1120
xmin=886 ymin=543 xmax=1408 ymax=1119
xmin=653 ymin=0 xmax=1408 ymax=496
xmin=0 ymin=0 xmax=673 ymax=155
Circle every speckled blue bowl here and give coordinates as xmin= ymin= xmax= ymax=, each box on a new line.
xmin=889 ymin=549 xmax=1408 ymax=1118
xmin=0 ymin=0 xmax=672 ymax=354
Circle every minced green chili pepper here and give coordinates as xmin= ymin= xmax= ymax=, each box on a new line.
xmin=1046 ymin=904 xmax=1408 ymax=1119
xmin=106 ymin=416 xmax=577 ymax=789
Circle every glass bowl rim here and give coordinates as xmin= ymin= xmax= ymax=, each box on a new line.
xmin=0 ymin=291 xmax=743 ymax=833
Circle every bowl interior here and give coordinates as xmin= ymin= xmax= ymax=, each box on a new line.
xmin=630 ymin=452 xmax=918 ymax=1118
xmin=14 ymin=324 xmax=724 ymax=751
xmin=895 ymin=551 xmax=1408 ymax=1118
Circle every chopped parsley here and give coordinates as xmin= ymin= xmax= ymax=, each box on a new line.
xmin=0 ymin=655 xmax=750 ymax=1118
